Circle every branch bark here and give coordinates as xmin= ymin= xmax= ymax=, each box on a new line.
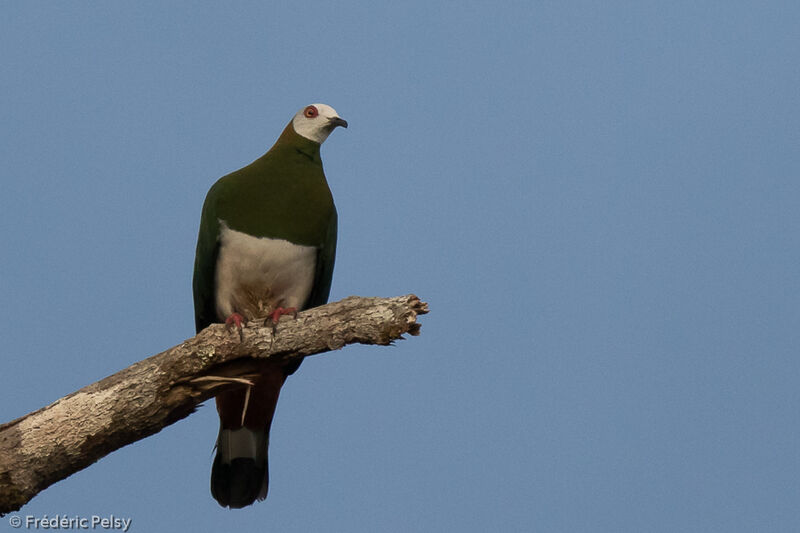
xmin=0 ymin=294 xmax=428 ymax=514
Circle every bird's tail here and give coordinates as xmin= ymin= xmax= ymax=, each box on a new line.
xmin=211 ymin=364 xmax=286 ymax=508
xmin=211 ymin=426 xmax=269 ymax=508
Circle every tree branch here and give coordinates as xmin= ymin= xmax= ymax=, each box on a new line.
xmin=0 ymin=294 xmax=428 ymax=514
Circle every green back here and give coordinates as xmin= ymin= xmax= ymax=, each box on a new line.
xmin=192 ymin=122 xmax=338 ymax=332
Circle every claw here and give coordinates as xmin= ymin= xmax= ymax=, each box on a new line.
xmin=225 ymin=312 xmax=245 ymax=341
xmin=265 ymin=306 xmax=297 ymax=334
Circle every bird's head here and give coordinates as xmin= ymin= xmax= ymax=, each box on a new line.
xmin=291 ymin=103 xmax=348 ymax=144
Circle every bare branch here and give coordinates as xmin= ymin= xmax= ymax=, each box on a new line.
xmin=0 ymin=294 xmax=428 ymax=514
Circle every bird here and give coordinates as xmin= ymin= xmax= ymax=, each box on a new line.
xmin=192 ymin=103 xmax=347 ymax=508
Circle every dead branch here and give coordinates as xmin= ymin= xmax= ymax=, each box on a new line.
xmin=0 ymin=294 xmax=428 ymax=514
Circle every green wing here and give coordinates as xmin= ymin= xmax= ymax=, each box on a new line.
xmin=305 ymin=206 xmax=338 ymax=309
xmin=192 ymin=181 xmax=223 ymax=333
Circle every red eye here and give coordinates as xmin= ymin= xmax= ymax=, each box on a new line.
xmin=304 ymin=105 xmax=318 ymax=118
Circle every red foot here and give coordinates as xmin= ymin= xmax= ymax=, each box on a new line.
xmin=225 ymin=312 xmax=245 ymax=341
xmin=267 ymin=307 xmax=297 ymax=331
xmin=269 ymin=306 xmax=297 ymax=324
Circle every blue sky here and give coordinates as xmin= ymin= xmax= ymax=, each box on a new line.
xmin=1 ymin=2 xmax=799 ymax=531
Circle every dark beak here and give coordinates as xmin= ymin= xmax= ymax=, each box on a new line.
xmin=329 ymin=117 xmax=348 ymax=129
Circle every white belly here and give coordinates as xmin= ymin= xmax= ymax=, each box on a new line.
xmin=214 ymin=222 xmax=317 ymax=321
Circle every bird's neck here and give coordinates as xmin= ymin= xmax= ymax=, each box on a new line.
xmin=269 ymin=122 xmax=322 ymax=165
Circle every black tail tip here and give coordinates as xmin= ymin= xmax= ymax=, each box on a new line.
xmin=211 ymin=455 xmax=269 ymax=509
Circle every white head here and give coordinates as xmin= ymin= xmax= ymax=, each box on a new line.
xmin=291 ymin=103 xmax=348 ymax=144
